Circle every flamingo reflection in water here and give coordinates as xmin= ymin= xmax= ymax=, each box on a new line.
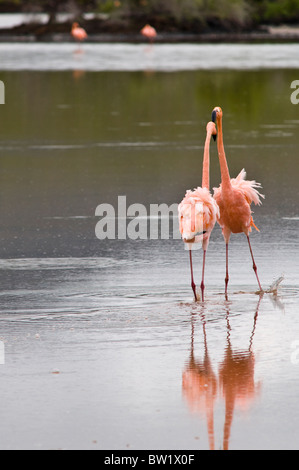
xmin=182 ymin=310 xmax=217 ymax=449
xmin=219 ymin=301 xmax=262 ymax=450
xmin=182 ymin=296 xmax=263 ymax=450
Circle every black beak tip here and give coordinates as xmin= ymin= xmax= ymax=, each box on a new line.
xmin=211 ymin=110 xmax=216 ymax=123
xmin=212 ymin=134 xmax=217 ymax=142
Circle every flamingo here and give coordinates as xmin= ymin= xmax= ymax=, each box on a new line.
xmin=140 ymin=24 xmax=157 ymax=43
xmin=211 ymin=106 xmax=264 ymax=297
xmin=178 ymin=122 xmax=219 ymax=301
xmin=71 ymin=22 xmax=88 ymax=44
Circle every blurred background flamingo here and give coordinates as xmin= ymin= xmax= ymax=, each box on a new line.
xmin=212 ymin=106 xmax=264 ymax=297
xmin=178 ymin=121 xmax=219 ymax=301
xmin=140 ymin=24 xmax=157 ymax=43
xmin=71 ymin=22 xmax=88 ymax=45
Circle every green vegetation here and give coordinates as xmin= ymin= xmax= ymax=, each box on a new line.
xmin=1 ymin=0 xmax=299 ymax=32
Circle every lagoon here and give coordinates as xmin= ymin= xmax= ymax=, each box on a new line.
xmin=0 ymin=42 xmax=298 ymax=450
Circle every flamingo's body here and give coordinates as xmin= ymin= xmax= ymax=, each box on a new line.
xmin=213 ymin=169 xmax=263 ymax=237
xmin=140 ymin=24 xmax=157 ymax=42
xmin=179 ymin=186 xmax=219 ymax=245
xmin=71 ymin=22 xmax=88 ymax=43
xmin=212 ymin=106 xmax=264 ymax=296
xmin=178 ymin=122 xmax=219 ymax=301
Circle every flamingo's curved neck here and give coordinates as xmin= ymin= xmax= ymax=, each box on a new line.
xmin=217 ymin=117 xmax=231 ymax=189
xmin=202 ymin=130 xmax=211 ymax=190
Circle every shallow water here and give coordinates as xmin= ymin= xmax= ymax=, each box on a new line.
xmin=0 ymin=43 xmax=298 ymax=450
xmin=0 ymin=43 xmax=299 ymax=71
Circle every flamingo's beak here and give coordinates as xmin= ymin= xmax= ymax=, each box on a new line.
xmin=211 ymin=110 xmax=217 ymax=141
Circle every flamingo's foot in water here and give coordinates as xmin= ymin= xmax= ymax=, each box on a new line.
xmin=193 ymin=288 xmax=201 ymax=302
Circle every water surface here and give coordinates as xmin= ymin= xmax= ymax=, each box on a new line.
xmin=0 ymin=43 xmax=299 ymax=71
xmin=0 ymin=43 xmax=298 ymax=450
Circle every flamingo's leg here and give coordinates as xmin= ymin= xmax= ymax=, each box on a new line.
xmin=247 ymin=236 xmax=263 ymax=292
xmin=189 ymin=250 xmax=198 ymax=301
xmin=225 ymin=243 xmax=229 ymax=298
xmin=200 ymin=250 xmax=207 ymax=302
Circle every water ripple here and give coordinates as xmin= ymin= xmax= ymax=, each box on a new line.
xmin=0 ymin=257 xmax=128 ymax=270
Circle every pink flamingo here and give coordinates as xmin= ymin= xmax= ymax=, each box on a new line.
xmin=140 ymin=24 xmax=157 ymax=43
xmin=212 ymin=106 xmax=264 ymax=297
xmin=71 ymin=22 xmax=88 ymax=44
xmin=178 ymin=122 xmax=219 ymax=301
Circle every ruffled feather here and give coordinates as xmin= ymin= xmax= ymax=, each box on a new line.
xmin=232 ymin=169 xmax=264 ymax=205
xmin=213 ymin=168 xmax=264 ymax=206
xmin=178 ymin=187 xmax=220 ymax=241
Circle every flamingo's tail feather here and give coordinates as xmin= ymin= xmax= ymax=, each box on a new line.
xmin=250 ymin=217 xmax=260 ymax=232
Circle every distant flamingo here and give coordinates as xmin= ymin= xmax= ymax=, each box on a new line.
xmin=178 ymin=122 xmax=219 ymax=301
xmin=71 ymin=22 xmax=88 ymax=44
xmin=140 ymin=24 xmax=157 ymax=43
xmin=212 ymin=106 xmax=264 ymax=297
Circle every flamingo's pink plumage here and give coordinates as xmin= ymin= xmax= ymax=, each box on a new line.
xmin=178 ymin=186 xmax=219 ymax=245
xmin=178 ymin=121 xmax=219 ymax=301
xmin=213 ymin=168 xmax=264 ymax=235
xmin=212 ymin=106 xmax=264 ymax=296
xmin=140 ymin=24 xmax=157 ymax=42
xmin=71 ymin=22 xmax=88 ymax=42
